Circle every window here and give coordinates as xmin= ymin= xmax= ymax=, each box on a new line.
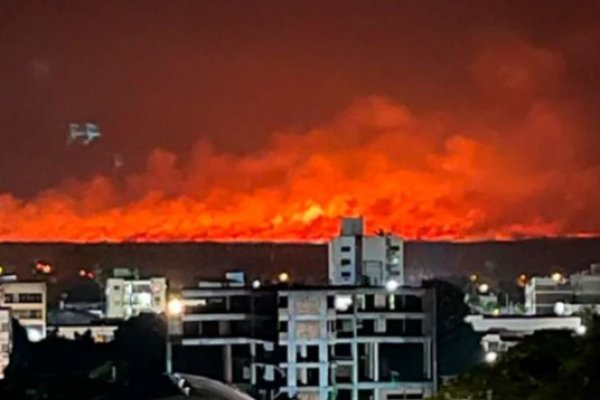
xmin=341 ymin=259 xmax=351 ymax=266
xmin=18 ymin=293 xmax=42 ymax=303
xmin=278 ymin=295 xmax=288 ymax=308
xmin=3 ymin=294 xmax=15 ymax=303
xmin=341 ymin=246 xmax=352 ymax=252
xmin=12 ymin=309 xmax=42 ymax=320
xmin=341 ymin=271 xmax=351 ymax=278
xmin=0 ymin=322 xmax=8 ymax=332
xmin=278 ymin=321 xmax=288 ymax=332
xmin=389 ymin=245 xmax=400 ymax=252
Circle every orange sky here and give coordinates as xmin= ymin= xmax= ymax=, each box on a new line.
xmin=1 ymin=2 xmax=600 ymax=242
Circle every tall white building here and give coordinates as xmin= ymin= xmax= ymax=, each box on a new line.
xmin=329 ymin=217 xmax=404 ymax=286
xmin=0 ymin=281 xmax=47 ymax=342
xmin=105 ymin=277 xmax=167 ymax=319
xmin=0 ymin=308 xmax=11 ymax=379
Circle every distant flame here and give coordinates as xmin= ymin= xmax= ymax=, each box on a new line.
xmin=0 ymin=38 xmax=599 ymax=242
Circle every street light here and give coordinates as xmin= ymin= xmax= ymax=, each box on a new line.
xmin=575 ymin=325 xmax=587 ymax=336
xmin=551 ymin=272 xmax=563 ymax=283
xmin=252 ymin=279 xmax=261 ymax=289
xmin=478 ymin=283 xmax=490 ymax=294
xmin=278 ymin=272 xmax=290 ymax=283
xmin=167 ymin=298 xmax=184 ymax=316
xmin=166 ymin=297 xmax=184 ymax=374
xmin=484 ymin=351 xmax=498 ymax=364
xmin=385 ymin=279 xmax=399 ymax=292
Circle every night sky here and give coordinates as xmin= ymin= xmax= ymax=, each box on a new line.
xmin=1 ymin=1 xmax=600 ymax=241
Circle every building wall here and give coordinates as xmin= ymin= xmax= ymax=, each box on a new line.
xmin=106 ymin=277 xmax=167 ymax=319
xmin=0 ymin=282 xmax=46 ymax=341
xmin=51 ymin=325 xmax=118 ymax=343
xmin=0 ymin=308 xmax=11 ymax=379
xmin=329 ymin=218 xmax=405 ymax=287
xmin=280 ymin=288 xmax=436 ymax=400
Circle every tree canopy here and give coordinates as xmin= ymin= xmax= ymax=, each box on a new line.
xmin=431 ymin=318 xmax=600 ymax=400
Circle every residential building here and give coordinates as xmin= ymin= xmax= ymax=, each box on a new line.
xmin=465 ymin=314 xmax=585 ymax=358
xmin=105 ymin=277 xmax=167 ymax=319
xmin=0 ymin=281 xmax=47 ymax=341
xmin=329 ymin=217 xmax=404 ymax=287
xmin=525 ymin=264 xmax=600 ymax=315
xmin=0 ymin=308 xmax=11 ymax=379
xmin=279 ymin=287 xmax=436 ymax=400
xmin=173 ymin=280 xmax=278 ymax=398
xmin=173 ymin=281 xmax=437 ymax=400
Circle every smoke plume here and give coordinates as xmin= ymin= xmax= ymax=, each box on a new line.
xmin=1 ymin=37 xmax=599 ymax=242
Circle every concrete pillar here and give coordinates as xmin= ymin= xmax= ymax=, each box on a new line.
xmin=224 ymin=344 xmax=233 ymax=383
xmin=374 ymin=343 xmax=379 ymax=381
xmin=423 ymin=339 xmax=432 ymax=379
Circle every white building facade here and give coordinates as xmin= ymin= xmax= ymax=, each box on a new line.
xmin=525 ymin=264 xmax=600 ymax=315
xmin=0 ymin=281 xmax=47 ymax=342
xmin=0 ymin=308 xmax=11 ymax=379
xmin=106 ymin=277 xmax=167 ymax=319
xmin=279 ymin=287 xmax=436 ymax=400
xmin=329 ymin=218 xmax=404 ymax=287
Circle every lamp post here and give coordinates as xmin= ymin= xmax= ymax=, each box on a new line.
xmin=166 ymin=298 xmax=184 ymax=374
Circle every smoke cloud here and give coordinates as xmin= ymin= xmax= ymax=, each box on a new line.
xmin=1 ymin=37 xmax=599 ymax=242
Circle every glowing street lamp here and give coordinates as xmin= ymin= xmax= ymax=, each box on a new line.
xmin=252 ymin=279 xmax=262 ymax=289
xmin=575 ymin=325 xmax=587 ymax=336
xmin=551 ymin=272 xmax=564 ymax=283
xmin=167 ymin=298 xmax=184 ymax=316
xmin=278 ymin=272 xmax=290 ymax=283
xmin=484 ymin=351 xmax=498 ymax=364
xmin=477 ymin=283 xmax=490 ymax=294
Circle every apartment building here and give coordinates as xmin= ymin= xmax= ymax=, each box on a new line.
xmin=173 ymin=283 xmax=278 ymax=398
xmin=525 ymin=264 xmax=600 ymax=315
xmin=329 ymin=217 xmax=404 ymax=287
xmin=105 ymin=277 xmax=167 ymax=319
xmin=0 ymin=308 xmax=11 ymax=379
xmin=0 ymin=281 xmax=47 ymax=342
xmin=279 ymin=287 xmax=436 ymax=400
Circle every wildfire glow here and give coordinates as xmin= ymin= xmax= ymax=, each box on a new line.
xmin=0 ymin=39 xmax=599 ymax=243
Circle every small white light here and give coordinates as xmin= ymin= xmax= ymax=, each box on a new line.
xmin=551 ymin=272 xmax=563 ymax=283
xmin=334 ymin=295 xmax=353 ymax=311
xmin=478 ymin=283 xmax=490 ymax=294
xmin=385 ymin=279 xmax=399 ymax=292
xmin=278 ymin=272 xmax=290 ymax=283
xmin=575 ymin=325 xmax=587 ymax=336
xmin=484 ymin=351 xmax=498 ymax=364
xmin=26 ymin=327 xmax=43 ymax=342
xmin=252 ymin=279 xmax=261 ymax=289
xmin=167 ymin=298 xmax=184 ymax=316
xmin=554 ymin=302 xmax=566 ymax=316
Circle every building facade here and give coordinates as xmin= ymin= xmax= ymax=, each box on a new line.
xmin=105 ymin=277 xmax=167 ymax=319
xmin=0 ymin=281 xmax=47 ymax=342
xmin=174 ymin=284 xmax=278 ymax=398
xmin=173 ymin=284 xmax=437 ymax=400
xmin=0 ymin=308 xmax=11 ymax=379
xmin=279 ymin=287 xmax=436 ymax=400
xmin=329 ymin=218 xmax=404 ymax=287
xmin=466 ymin=314 xmax=585 ymax=358
xmin=525 ymin=264 xmax=600 ymax=315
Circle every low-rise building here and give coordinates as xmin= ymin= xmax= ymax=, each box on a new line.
xmin=465 ymin=314 xmax=585 ymax=359
xmin=0 ymin=307 xmax=11 ymax=379
xmin=105 ymin=276 xmax=167 ymax=319
xmin=0 ymin=281 xmax=47 ymax=342
xmin=525 ymin=264 xmax=600 ymax=315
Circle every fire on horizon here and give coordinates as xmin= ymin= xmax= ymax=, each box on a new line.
xmin=1 ymin=1 xmax=600 ymax=242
